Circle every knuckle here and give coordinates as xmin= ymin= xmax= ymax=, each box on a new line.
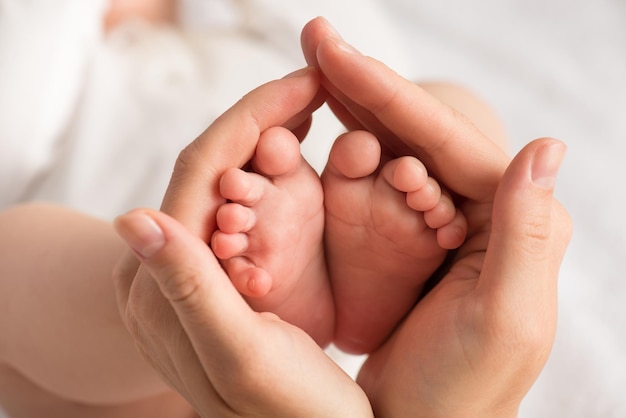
xmin=521 ymin=214 xmax=551 ymax=242
xmin=172 ymin=141 xmax=201 ymax=182
xmin=371 ymin=81 xmax=401 ymax=116
xmin=553 ymin=200 xmax=573 ymax=243
xmin=158 ymin=264 xmax=203 ymax=303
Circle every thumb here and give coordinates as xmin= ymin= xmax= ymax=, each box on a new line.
xmin=114 ymin=209 xmax=255 ymax=352
xmin=481 ymin=137 xmax=572 ymax=303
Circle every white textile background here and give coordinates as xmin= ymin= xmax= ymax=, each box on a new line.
xmin=1 ymin=0 xmax=625 ymax=416
xmin=387 ymin=2 xmax=626 ymax=416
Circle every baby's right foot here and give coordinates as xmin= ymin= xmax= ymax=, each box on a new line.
xmin=211 ymin=126 xmax=334 ymax=346
xmin=323 ymin=130 xmax=467 ymax=354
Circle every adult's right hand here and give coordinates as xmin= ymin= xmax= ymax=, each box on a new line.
xmin=355 ymin=138 xmax=572 ymax=418
xmin=301 ymin=17 xmax=572 ymax=417
xmin=301 ymin=17 xmax=509 ymax=202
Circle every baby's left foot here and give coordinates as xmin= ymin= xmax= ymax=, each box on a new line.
xmin=323 ymin=130 xmax=467 ymax=354
xmin=211 ymin=126 xmax=333 ymax=346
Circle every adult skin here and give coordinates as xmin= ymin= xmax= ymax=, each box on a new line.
xmin=114 ymin=18 xmax=571 ymax=418
xmin=114 ymin=68 xmax=375 ymax=417
xmin=300 ymin=17 xmax=572 ymax=417
xmin=0 ymin=68 xmax=370 ymax=418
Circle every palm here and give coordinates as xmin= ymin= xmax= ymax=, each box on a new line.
xmin=298 ymin=17 xmax=570 ymax=416
xmin=350 ymin=195 xmax=482 ymax=408
xmin=355 ymin=198 xmax=551 ymax=417
xmin=319 ymin=110 xmax=539 ymax=416
xmin=215 ymin=314 xmax=370 ymax=418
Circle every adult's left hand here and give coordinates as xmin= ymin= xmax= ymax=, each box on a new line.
xmin=114 ymin=68 xmax=373 ymax=417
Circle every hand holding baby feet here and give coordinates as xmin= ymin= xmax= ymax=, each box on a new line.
xmin=211 ymin=126 xmax=334 ymax=346
xmin=323 ymin=130 xmax=467 ymax=354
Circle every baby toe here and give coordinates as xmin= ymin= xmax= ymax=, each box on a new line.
xmin=327 ymin=130 xmax=381 ymax=179
xmin=254 ymin=126 xmax=301 ymax=177
xmin=406 ymin=177 xmax=441 ymax=212
xmin=436 ymin=210 xmax=468 ymax=249
xmin=216 ymin=203 xmax=256 ymax=234
xmin=423 ymin=192 xmax=457 ymax=229
xmin=220 ymin=168 xmax=264 ymax=206
xmin=226 ymin=259 xmax=273 ymax=298
xmin=211 ymin=231 xmax=249 ymax=260
xmin=381 ymin=156 xmax=428 ymax=193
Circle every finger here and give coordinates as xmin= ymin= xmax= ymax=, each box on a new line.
xmin=113 ymin=209 xmax=256 ymax=354
xmin=301 ymin=17 xmax=326 ymax=69
xmin=292 ymin=115 xmax=313 ymax=142
xmin=302 ymin=17 xmax=419 ymax=138
xmin=303 ymin=17 xmax=509 ymax=202
xmin=112 ymin=249 xmax=141 ymax=319
xmin=481 ymin=138 xmax=572 ymax=307
xmin=302 ymin=20 xmax=365 ymax=132
xmin=161 ymin=67 xmax=324 ymax=240
xmin=317 ymin=38 xmax=507 ymax=201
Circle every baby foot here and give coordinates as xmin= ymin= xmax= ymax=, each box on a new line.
xmin=211 ymin=126 xmax=333 ymax=346
xmin=323 ymin=130 xmax=467 ymax=354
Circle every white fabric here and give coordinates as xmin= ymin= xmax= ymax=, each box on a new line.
xmin=0 ymin=0 xmax=104 ymax=206
xmin=0 ymin=0 xmax=408 ymax=219
xmin=1 ymin=0 xmax=625 ymax=416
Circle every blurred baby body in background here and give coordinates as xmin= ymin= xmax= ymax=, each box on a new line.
xmin=0 ymin=0 xmax=407 ymax=220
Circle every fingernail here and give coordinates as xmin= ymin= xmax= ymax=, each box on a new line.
xmin=332 ymin=37 xmax=362 ymax=56
xmin=115 ymin=212 xmax=165 ymax=259
xmin=282 ymin=66 xmax=313 ymax=79
xmin=531 ymin=140 xmax=566 ymax=190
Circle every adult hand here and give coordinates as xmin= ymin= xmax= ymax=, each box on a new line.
xmin=301 ymin=17 xmax=572 ymax=417
xmin=114 ymin=208 xmax=372 ymax=418
xmin=301 ymin=18 xmax=509 ymax=202
xmin=358 ymin=139 xmax=571 ymax=418
xmin=114 ymin=68 xmax=373 ymax=417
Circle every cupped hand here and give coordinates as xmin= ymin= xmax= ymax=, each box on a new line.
xmin=301 ymin=17 xmax=572 ymax=417
xmin=113 ymin=68 xmax=373 ymax=417
xmin=301 ymin=18 xmax=509 ymax=203
xmin=357 ymin=139 xmax=571 ymax=418
xmin=114 ymin=208 xmax=372 ymax=417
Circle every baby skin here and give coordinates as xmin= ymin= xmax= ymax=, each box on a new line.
xmin=212 ymin=127 xmax=466 ymax=353
xmin=323 ymin=131 xmax=467 ymax=353
xmin=211 ymin=126 xmax=335 ymax=346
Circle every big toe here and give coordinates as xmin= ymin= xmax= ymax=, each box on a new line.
xmin=326 ymin=130 xmax=381 ymax=179
xmin=253 ymin=126 xmax=301 ymax=177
